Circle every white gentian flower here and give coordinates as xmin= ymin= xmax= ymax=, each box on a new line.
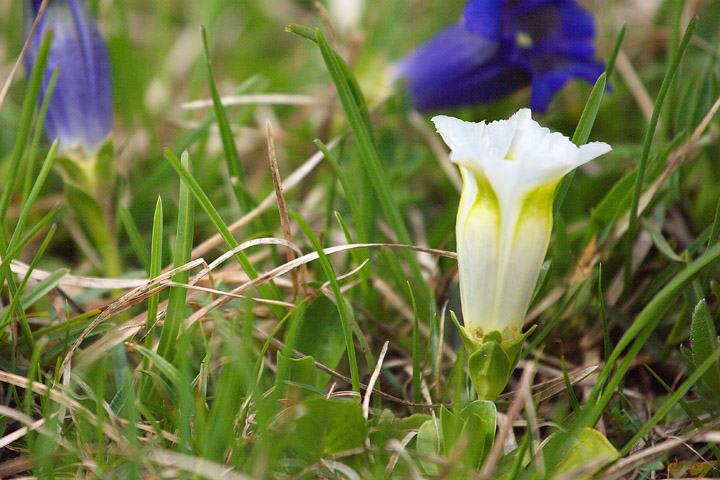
xmin=433 ymin=109 xmax=611 ymax=344
xmin=328 ymin=0 xmax=364 ymax=34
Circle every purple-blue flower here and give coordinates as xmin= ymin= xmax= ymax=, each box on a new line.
xmin=398 ymin=0 xmax=605 ymax=112
xmin=24 ymin=0 xmax=112 ymax=153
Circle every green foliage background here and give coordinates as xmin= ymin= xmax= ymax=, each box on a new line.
xmin=1 ymin=0 xmax=720 ymax=478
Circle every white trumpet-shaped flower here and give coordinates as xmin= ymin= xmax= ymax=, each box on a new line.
xmin=434 ymin=109 xmax=611 ymax=343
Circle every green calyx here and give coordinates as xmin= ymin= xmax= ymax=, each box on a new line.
xmin=451 ymin=311 xmax=535 ymax=401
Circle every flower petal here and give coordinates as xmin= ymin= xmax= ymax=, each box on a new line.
xmin=398 ymin=0 xmax=605 ymax=112
xmin=528 ymin=59 xmax=605 ymax=111
xmin=399 ymin=23 xmax=530 ymax=111
xmin=24 ymin=0 xmax=112 ymax=152
xmin=463 ymin=0 xmax=503 ymax=39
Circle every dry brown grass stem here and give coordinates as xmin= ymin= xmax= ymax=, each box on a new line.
xmin=601 ymin=420 xmax=720 ymax=480
xmin=180 ymin=93 xmax=323 ymax=110
xmin=59 ymin=259 xmax=206 ymax=375
xmin=496 ymin=365 xmax=597 ymax=405
xmin=0 ymin=370 xmax=178 ymax=449
xmin=185 ymin=242 xmax=454 ymax=328
xmin=571 ymin=90 xmax=720 ymax=293
xmin=616 ymin=50 xmax=654 ymax=122
xmin=266 ymin=120 xmax=300 ymax=295
xmin=190 ymin=136 xmax=341 ymax=260
xmin=362 ymin=340 xmax=389 ymax=419
xmin=148 ymin=450 xmax=252 ymax=480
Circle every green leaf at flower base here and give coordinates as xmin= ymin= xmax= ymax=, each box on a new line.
xmin=440 ymin=406 xmax=463 ymax=452
xmin=293 ymin=296 xmax=347 ymax=388
xmin=286 ymin=397 xmax=367 ymax=459
xmin=690 ymin=299 xmax=720 ymax=394
xmin=416 ymin=419 xmax=441 ymax=475
xmin=416 ymin=401 xmax=497 ymax=475
xmin=468 ymin=340 xmax=511 ymax=401
xmin=545 ymin=428 xmax=619 ymax=479
xmin=457 ymin=400 xmax=496 ymax=469
xmin=278 ymin=352 xmax=318 ymax=400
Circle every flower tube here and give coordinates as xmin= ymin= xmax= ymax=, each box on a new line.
xmin=24 ymin=0 xmax=112 ymax=154
xmin=399 ymin=0 xmax=605 ymax=112
xmin=434 ymin=110 xmax=609 ymax=399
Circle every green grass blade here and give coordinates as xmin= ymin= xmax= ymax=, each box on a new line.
xmin=156 ymin=152 xmax=195 ymax=361
xmin=554 ymin=25 xmax=625 ymax=216
xmin=0 ymin=225 xmax=58 ymax=332
xmin=604 ymin=24 xmax=626 ymax=80
xmin=163 ymin=149 xmax=282 ymax=315
xmin=0 ymin=32 xmax=52 ymax=224
xmin=7 ymin=139 xmax=58 ymax=252
xmin=316 ymin=139 xmax=371 ymax=297
xmin=543 ymin=239 xmax=720 ymax=472
xmin=139 ymin=197 xmax=164 ymax=401
xmin=0 ymin=205 xmax=59 ymax=277
xmin=598 ymin=265 xmax=611 ymax=365
xmin=624 ymin=18 xmax=697 ymax=291
xmin=409 ymin=283 xmax=421 ymax=405
xmin=620 ymin=346 xmax=720 ymax=456
xmin=199 ymin=25 xmax=255 ymax=213
xmin=590 ymin=238 xmax=720 ymax=424
xmin=291 ymin=211 xmax=360 ymax=393
xmin=22 ymin=67 xmax=58 ymax=205
xmin=311 ymin=28 xmax=432 ymax=319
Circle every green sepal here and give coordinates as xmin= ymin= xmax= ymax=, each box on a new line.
xmin=55 ymin=154 xmax=91 ymax=187
xmin=416 ymin=419 xmax=441 ymax=475
xmin=468 ymin=340 xmax=511 ymax=401
xmin=450 ymin=310 xmax=481 ymax=354
xmin=93 ymin=138 xmax=117 ymax=191
xmin=503 ymin=325 xmax=536 ymax=368
xmin=55 ymin=138 xmax=115 ymax=194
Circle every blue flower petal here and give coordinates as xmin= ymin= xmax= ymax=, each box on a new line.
xmin=463 ymin=0 xmax=503 ymax=39
xmin=529 ymin=60 xmax=605 ymax=111
xmin=24 ymin=0 xmax=112 ymax=152
xmin=399 ymin=23 xmax=531 ymax=111
xmin=399 ymin=0 xmax=605 ymax=112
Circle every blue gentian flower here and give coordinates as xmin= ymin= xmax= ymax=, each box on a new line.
xmin=398 ymin=0 xmax=605 ymax=112
xmin=23 ymin=0 xmax=112 ymax=153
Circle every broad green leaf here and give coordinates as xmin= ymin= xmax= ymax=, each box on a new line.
xmin=439 ymin=406 xmax=462 ymax=452
xmin=468 ymin=340 xmax=511 ymax=401
xmin=416 ymin=419 xmax=441 ymax=476
xmin=459 ymin=400 xmax=496 ymax=468
xmin=294 ymin=296 xmax=347 ymax=388
xmin=690 ymin=300 xmax=720 ymax=394
xmin=547 ymin=428 xmax=619 ymax=479
xmin=287 ymin=397 xmax=367 ymax=458
xmin=278 ymin=352 xmax=318 ymax=399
